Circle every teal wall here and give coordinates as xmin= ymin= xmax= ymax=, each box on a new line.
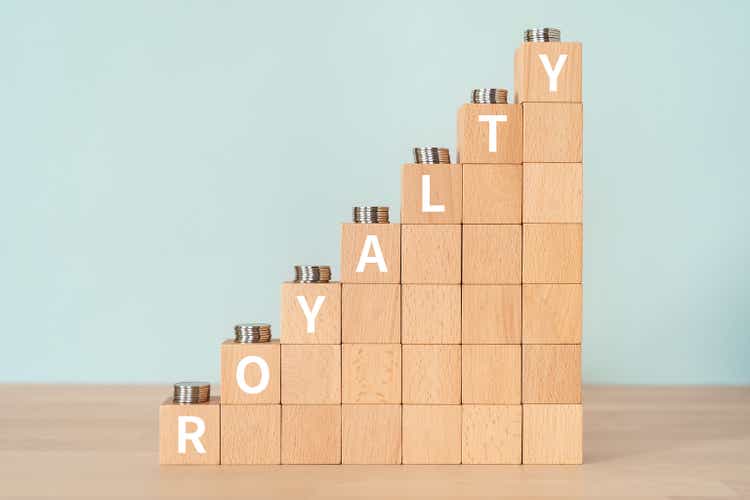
xmin=1 ymin=1 xmax=748 ymax=384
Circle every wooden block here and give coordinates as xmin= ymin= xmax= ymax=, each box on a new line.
xmin=342 ymin=344 xmax=401 ymax=404
xmin=220 ymin=339 xmax=280 ymax=404
xmin=401 ymin=225 xmax=461 ymax=284
xmin=462 ymin=164 xmax=522 ymax=224
xmin=523 ymin=163 xmax=582 ymax=223
xmin=462 ymin=225 xmax=521 ymax=284
xmin=402 ymin=405 xmax=461 ymax=464
xmin=341 ymin=223 xmax=400 ymax=283
xmin=401 ymin=284 xmax=461 ymax=344
xmin=401 ymin=163 xmax=462 ymax=224
xmin=402 ymin=345 xmax=460 ymax=404
xmin=514 ymin=42 xmax=582 ymax=103
xmin=523 ymin=404 xmax=583 ymax=464
xmin=523 ymin=103 xmax=583 ymax=163
xmin=462 ymin=345 xmax=521 ymax=404
xmin=220 ymin=404 xmax=280 ymax=464
xmin=280 ymin=282 xmax=341 ymax=344
xmin=523 ymin=224 xmax=582 ymax=283
xmin=522 ymin=345 xmax=581 ymax=403
xmin=342 ymin=284 xmax=400 ymax=343
xmin=281 ymin=345 xmax=341 ymax=404
xmin=456 ymin=103 xmax=523 ymax=164
xmin=281 ymin=405 xmax=341 ymax=464
xmin=462 ymin=405 xmax=522 ymax=464
xmin=159 ymin=397 xmax=220 ymax=464
xmin=523 ymin=284 xmax=582 ymax=344
xmin=342 ymin=404 xmax=401 ymax=464
xmin=461 ymin=285 xmax=521 ymax=344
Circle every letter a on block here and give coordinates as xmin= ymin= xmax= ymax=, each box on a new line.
xmin=356 ymin=235 xmax=388 ymax=273
xmin=539 ymin=54 xmax=568 ymax=92
xmin=422 ymin=174 xmax=445 ymax=213
xmin=478 ymin=115 xmax=508 ymax=153
xmin=296 ymin=295 xmax=326 ymax=333
xmin=236 ymin=355 xmax=270 ymax=394
xmin=177 ymin=415 xmax=206 ymax=454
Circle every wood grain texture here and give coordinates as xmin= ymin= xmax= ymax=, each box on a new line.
xmin=342 ymin=344 xmax=401 ymax=404
xmin=281 ymin=405 xmax=341 ymax=465
xmin=220 ymin=404 xmax=280 ymax=464
xmin=402 ymin=345 xmax=461 ymax=404
xmin=523 ymin=345 xmax=581 ymax=404
xmin=523 ymin=224 xmax=582 ymax=284
xmin=342 ymin=404 xmax=401 ymax=464
xmin=456 ymin=103 xmax=523 ymax=164
xmin=401 ymin=284 xmax=461 ymax=344
xmin=220 ymin=340 xmax=280 ymax=404
xmin=402 ymin=405 xmax=462 ymax=465
xmin=462 ymin=224 xmax=522 ymax=284
xmin=159 ymin=397 xmax=220 ymax=464
xmin=523 ymin=103 xmax=583 ymax=163
xmin=401 ymin=225 xmax=461 ymax=284
xmin=341 ymin=223 xmax=400 ymax=283
xmin=342 ymin=284 xmax=400 ymax=343
xmin=462 ymin=405 xmax=522 ymax=464
xmin=462 ymin=285 xmax=521 ymax=344
xmin=523 ymin=163 xmax=583 ymax=223
xmin=401 ymin=163 xmax=462 ymax=224
xmin=523 ymin=404 xmax=583 ymax=464
xmin=280 ymin=282 xmax=341 ymax=344
xmin=462 ymin=345 xmax=521 ymax=404
xmin=462 ymin=164 xmax=522 ymax=224
xmin=523 ymin=284 xmax=582 ymax=344
xmin=280 ymin=345 xmax=341 ymax=404
xmin=514 ymin=42 xmax=582 ymax=103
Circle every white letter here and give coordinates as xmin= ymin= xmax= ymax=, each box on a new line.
xmin=177 ymin=416 xmax=206 ymax=454
xmin=236 ymin=355 xmax=270 ymax=394
xmin=356 ymin=235 xmax=387 ymax=273
xmin=478 ymin=114 xmax=507 ymax=153
xmin=421 ymin=174 xmax=445 ymax=213
xmin=296 ymin=295 xmax=326 ymax=333
xmin=538 ymin=54 xmax=567 ymax=92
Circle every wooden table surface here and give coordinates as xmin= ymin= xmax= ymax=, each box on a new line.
xmin=0 ymin=385 xmax=748 ymax=499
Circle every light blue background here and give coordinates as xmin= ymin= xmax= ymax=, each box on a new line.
xmin=1 ymin=1 xmax=748 ymax=384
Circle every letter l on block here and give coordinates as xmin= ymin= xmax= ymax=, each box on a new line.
xmin=422 ymin=174 xmax=445 ymax=213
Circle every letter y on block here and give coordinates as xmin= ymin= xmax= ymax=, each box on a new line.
xmin=296 ymin=295 xmax=326 ymax=334
xmin=538 ymin=54 xmax=568 ymax=92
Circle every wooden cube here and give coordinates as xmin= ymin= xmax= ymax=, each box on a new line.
xmin=523 ymin=284 xmax=582 ymax=344
xmin=523 ymin=224 xmax=582 ymax=283
xmin=159 ymin=397 xmax=220 ymax=464
xmin=456 ymin=103 xmax=523 ymax=164
xmin=462 ymin=225 xmax=521 ymax=284
xmin=462 ymin=164 xmax=522 ymax=224
xmin=462 ymin=405 xmax=522 ymax=464
xmin=342 ymin=284 xmax=400 ymax=343
xmin=462 ymin=345 xmax=521 ymax=404
xmin=461 ymin=285 xmax=521 ymax=344
xmin=401 ymin=284 xmax=461 ymax=344
xmin=523 ymin=404 xmax=583 ymax=464
xmin=523 ymin=103 xmax=583 ymax=163
xmin=280 ymin=282 xmax=341 ymax=344
xmin=523 ymin=345 xmax=581 ymax=403
xmin=514 ymin=42 xmax=582 ymax=103
xmin=401 ymin=225 xmax=461 ymax=284
xmin=401 ymin=163 xmax=462 ymax=224
xmin=402 ymin=345 xmax=460 ymax=404
xmin=341 ymin=223 xmax=400 ymax=283
xmin=523 ymin=163 xmax=582 ymax=223
xmin=281 ymin=405 xmax=341 ymax=464
xmin=402 ymin=405 xmax=461 ymax=464
xmin=220 ymin=339 xmax=280 ymax=404
xmin=281 ymin=345 xmax=341 ymax=404
xmin=342 ymin=405 xmax=401 ymax=464
xmin=221 ymin=404 xmax=280 ymax=464
xmin=342 ymin=344 xmax=401 ymax=404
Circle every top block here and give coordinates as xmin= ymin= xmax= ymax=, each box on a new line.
xmin=457 ymin=104 xmax=522 ymax=164
xmin=514 ymin=42 xmax=582 ymax=103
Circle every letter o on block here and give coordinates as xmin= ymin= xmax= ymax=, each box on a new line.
xmin=220 ymin=340 xmax=280 ymax=404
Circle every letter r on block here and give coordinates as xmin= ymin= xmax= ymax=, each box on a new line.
xmin=177 ymin=415 xmax=206 ymax=454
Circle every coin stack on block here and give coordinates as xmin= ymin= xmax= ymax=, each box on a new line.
xmin=173 ymin=381 xmax=210 ymax=404
xmin=234 ymin=323 xmax=272 ymax=343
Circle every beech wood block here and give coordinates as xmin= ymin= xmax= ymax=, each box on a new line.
xmin=462 ymin=164 xmax=522 ymax=224
xmin=401 ymin=284 xmax=461 ymax=344
xmin=281 ymin=345 xmax=341 ymax=404
xmin=159 ymin=397 xmax=220 ymax=465
xmin=523 ymin=103 xmax=583 ymax=163
xmin=402 ymin=405 xmax=461 ymax=464
xmin=401 ymin=225 xmax=461 ymax=284
xmin=342 ymin=404 xmax=401 ymax=464
xmin=462 ymin=405 xmax=522 ymax=464
xmin=401 ymin=163 xmax=462 ymax=224
xmin=523 ymin=224 xmax=582 ymax=283
xmin=523 ymin=345 xmax=582 ymax=403
xmin=514 ymin=42 xmax=582 ymax=103
xmin=523 ymin=163 xmax=583 ymax=223
xmin=402 ymin=345 xmax=460 ymax=404
xmin=342 ymin=344 xmax=401 ymax=404
xmin=462 ymin=225 xmax=522 ymax=284
xmin=523 ymin=284 xmax=582 ymax=344
xmin=523 ymin=404 xmax=583 ymax=464
xmin=341 ymin=223 xmax=400 ymax=283
xmin=462 ymin=345 xmax=521 ymax=404
xmin=280 ymin=282 xmax=341 ymax=344
xmin=456 ymin=103 xmax=523 ymax=164
xmin=281 ymin=405 xmax=341 ymax=464
xmin=342 ymin=283 xmax=400 ymax=343
xmin=461 ymin=285 xmax=521 ymax=344
xmin=220 ymin=404 xmax=280 ymax=464
xmin=220 ymin=339 xmax=280 ymax=404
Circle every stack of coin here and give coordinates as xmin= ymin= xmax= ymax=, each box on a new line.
xmin=173 ymin=381 xmax=210 ymax=404
xmin=294 ymin=265 xmax=331 ymax=283
xmin=413 ymin=147 xmax=451 ymax=164
xmin=353 ymin=206 xmax=389 ymax=224
xmin=524 ymin=27 xmax=561 ymax=42
xmin=471 ymin=88 xmax=508 ymax=104
xmin=234 ymin=323 xmax=272 ymax=343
